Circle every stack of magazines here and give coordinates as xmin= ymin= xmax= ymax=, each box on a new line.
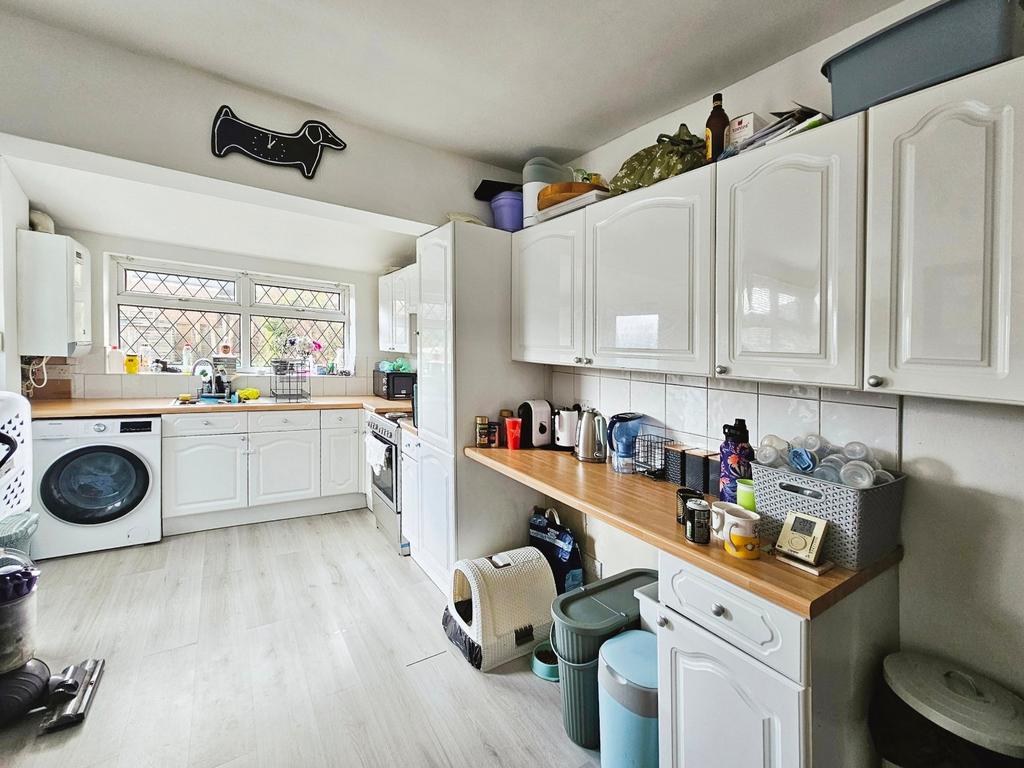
xmin=718 ymin=104 xmax=831 ymax=161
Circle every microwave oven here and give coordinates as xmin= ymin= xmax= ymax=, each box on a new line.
xmin=373 ymin=370 xmax=416 ymax=400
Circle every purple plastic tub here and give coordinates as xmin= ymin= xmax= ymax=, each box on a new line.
xmin=490 ymin=191 xmax=523 ymax=232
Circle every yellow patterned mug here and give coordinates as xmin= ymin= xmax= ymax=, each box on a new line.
xmin=722 ymin=507 xmax=761 ymax=560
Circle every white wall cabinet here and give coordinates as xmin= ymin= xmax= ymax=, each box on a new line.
xmin=321 ymin=427 xmax=359 ymax=496
xmin=715 ymin=115 xmax=865 ymax=386
xmin=415 ymin=440 xmax=453 ymax=590
xmin=511 ymin=210 xmax=586 ymax=365
xmin=865 ymin=57 xmax=1024 ymax=404
xmin=378 ymin=263 xmax=418 ymax=354
xmin=162 ymin=433 xmax=248 ymax=518
xmin=658 ymin=607 xmax=806 ymax=768
xmin=248 ymin=429 xmax=321 ymax=506
xmin=416 ymin=228 xmax=455 ymax=454
xmin=586 ymin=166 xmax=715 ymax=374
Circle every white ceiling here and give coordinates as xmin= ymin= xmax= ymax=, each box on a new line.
xmin=4 ymin=155 xmax=422 ymax=274
xmin=1 ymin=0 xmax=903 ymax=170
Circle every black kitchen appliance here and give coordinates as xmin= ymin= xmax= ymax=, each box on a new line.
xmin=373 ymin=370 xmax=416 ymax=401
xmin=517 ymin=400 xmax=553 ymax=449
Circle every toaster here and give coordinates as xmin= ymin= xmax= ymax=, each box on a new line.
xmin=517 ymin=400 xmax=553 ymax=448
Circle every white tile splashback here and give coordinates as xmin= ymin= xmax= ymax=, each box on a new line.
xmin=552 ymin=368 xmax=903 ymax=468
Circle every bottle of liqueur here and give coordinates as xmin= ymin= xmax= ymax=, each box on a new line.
xmin=705 ymin=93 xmax=730 ymax=162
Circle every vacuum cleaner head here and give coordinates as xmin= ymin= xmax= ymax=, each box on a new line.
xmin=39 ymin=658 xmax=104 ymax=733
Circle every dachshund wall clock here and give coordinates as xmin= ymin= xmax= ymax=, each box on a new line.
xmin=211 ymin=105 xmax=346 ymax=179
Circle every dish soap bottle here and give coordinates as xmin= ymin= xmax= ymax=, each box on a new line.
xmin=705 ymin=93 xmax=730 ymax=162
xmin=719 ymin=418 xmax=753 ymax=503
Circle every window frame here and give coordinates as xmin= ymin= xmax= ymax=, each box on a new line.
xmin=109 ymin=254 xmax=351 ymax=372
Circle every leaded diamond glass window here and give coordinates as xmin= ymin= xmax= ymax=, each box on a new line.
xmin=118 ymin=305 xmax=241 ymax=361
xmin=250 ymin=315 xmax=346 ymax=368
xmin=253 ymin=281 xmax=341 ymax=311
xmin=123 ymin=268 xmax=236 ymax=302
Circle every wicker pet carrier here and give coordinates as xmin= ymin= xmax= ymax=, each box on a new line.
xmin=442 ymin=546 xmax=556 ymax=672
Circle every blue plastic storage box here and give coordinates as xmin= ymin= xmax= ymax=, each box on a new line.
xmin=822 ymin=0 xmax=1024 ymax=118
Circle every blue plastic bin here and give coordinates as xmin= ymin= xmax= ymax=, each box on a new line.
xmin=822 ymin=0 xmax=1024 ymax=118
xmin=598 ymin=630 xmax=658 ymax=768
xmin=490 ymin=191 xmax=523 ymax=232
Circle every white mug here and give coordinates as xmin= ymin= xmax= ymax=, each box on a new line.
xmin=721 ymin=506 xmax=761 ymax=560
xmin=710 ymin=501 xmax=746 ymax=542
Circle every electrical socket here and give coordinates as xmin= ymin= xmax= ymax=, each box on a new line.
xmin=46 ymin=364 xmax=73 ymax=379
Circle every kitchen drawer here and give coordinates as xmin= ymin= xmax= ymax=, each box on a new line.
xmin=659 ymin=552 xmax=807 ymax=684
xmin=319 ymin=409 xmax=360 ymax=430
xmin=248 ymin=410 xmax=320 ymax=433
xmin=162 ymin=411 xmax=248 ymax=437
xmin=401 ymin=428 xmax=419 ymax=458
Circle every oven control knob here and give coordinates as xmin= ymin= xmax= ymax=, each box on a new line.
xmin=93 ymin=423 xmax=107 ymax=433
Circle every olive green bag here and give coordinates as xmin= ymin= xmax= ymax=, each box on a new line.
xmin=608 ymin=124 xmax=706 ymax=195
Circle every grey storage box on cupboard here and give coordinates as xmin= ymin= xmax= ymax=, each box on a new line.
xmin=822 ymin=0 xmax=1024 ymax=118
xmin=549 ymin=568 xmax=657 ymax=749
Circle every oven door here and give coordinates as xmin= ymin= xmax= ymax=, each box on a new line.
xmin=369 ymin=434 xmax=398 ymax=510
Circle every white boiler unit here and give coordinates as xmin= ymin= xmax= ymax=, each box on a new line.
xmin=17 ymin=230 xmax=92 ymax=358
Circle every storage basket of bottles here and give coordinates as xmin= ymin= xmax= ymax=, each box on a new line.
xmin=270 ymin=359 xmax=311 ymax=403
xmin=750 ymin=462 xmax=904 ymax=571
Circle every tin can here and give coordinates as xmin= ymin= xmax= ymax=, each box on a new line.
xmin=684 ymin=499 xmax=711 ymax=545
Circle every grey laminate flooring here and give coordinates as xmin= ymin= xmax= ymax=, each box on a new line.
xmin=1 ymin=509 xmax=597 ymax=768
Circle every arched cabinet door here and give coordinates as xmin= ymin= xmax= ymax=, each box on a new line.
xmin=585 ymin=166 xmax=714 ymax=374
xmin=865 ymin=57 xmax=1024 ymax=404
xmin=511 ymin=210 xmax=586 ymax=366
xmin=715 ymin=115 xmax=864 ymax=387
xmin=657 ymin=608 xmax=806 ymax=768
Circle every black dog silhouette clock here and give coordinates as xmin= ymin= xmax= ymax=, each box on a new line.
xmin=211 ymin=105 xmax=346 ymax=179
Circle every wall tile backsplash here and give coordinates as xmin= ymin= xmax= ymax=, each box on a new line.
xmin=552 ymin=367 xmax=903 ymax=468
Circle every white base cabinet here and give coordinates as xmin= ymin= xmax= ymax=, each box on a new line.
xmin=321 ymin=427 xmax=359 ymax=496
xmin=414 ymin=439 xmax=454 ymax=591
xmin=162 ymin=433 xmax=249 ymax=518
xmin=400 ymin=429 xmax=420 ymax=550
xmin=658 ymin=608 xmax=806 ymax=768
xmin=248 ymin=430 xmax=321 ymax=506
xmin=657 ymin=552 xmax=898 ymax=768
xmin=162 ymin=410 xmax=364 ymax=532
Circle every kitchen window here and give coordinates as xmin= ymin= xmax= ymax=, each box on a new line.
xmin=111 ymin=255 xmax=350 ymax=371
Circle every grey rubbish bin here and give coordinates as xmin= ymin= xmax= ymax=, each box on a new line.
xmin=550 ymin=568 xmax=657 ymax=749
xmin=870 ymin=651 xmax=1024 ymax=766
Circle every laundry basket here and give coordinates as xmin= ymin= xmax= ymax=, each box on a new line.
xmin=442 ymin=546 xmax=556 ymax=672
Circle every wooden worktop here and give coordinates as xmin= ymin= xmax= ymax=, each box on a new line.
xmin=465 ymin=447 xmax=901 ymax=619
xmin=30 ymin=396 xmax=413 ymax=419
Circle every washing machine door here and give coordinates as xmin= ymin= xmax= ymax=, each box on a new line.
xmin=40 ymin=445 xmax=151 ymax=525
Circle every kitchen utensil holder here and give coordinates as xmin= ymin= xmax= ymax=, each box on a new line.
xmin=270 ymin=359 xmax=311 ymax=403
xmin=750 ymin=462 xmax=905 ymax=571
xmin=635 ymin=434 xmax=672 ymax=478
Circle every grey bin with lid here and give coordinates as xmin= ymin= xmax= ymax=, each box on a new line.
xmin=550 ymin=568 xmax=658 ymax=749
xmin=870 ymin=651 xmax=1024 ymax=766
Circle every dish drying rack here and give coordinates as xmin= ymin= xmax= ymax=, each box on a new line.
xmin=635 ymin=434 xmax=672 ymax=478
xmin=270 ymin=359 xmax=311 ymax=403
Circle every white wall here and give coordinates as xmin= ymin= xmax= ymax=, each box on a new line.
xmin=0 ymin=161 xmax=28 ymax=390
xmin=58 ymin=230 xmax=389 ymax=397
xmin=571 ymin=0 xmax=934 ymax=178
xmin=562 ymin=0 xmax=1024 ymax=693
xmin=0 ymin=12 xmax=518 ymax=229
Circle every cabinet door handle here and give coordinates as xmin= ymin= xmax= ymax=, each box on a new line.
xmin=573 ymin=357 xmax=583 ymax=364
xmin=282 ymin=418 xmax=289 ymax=423
xmin=584 ymin=358 xmax=594 ymax=365
xmin=714 ymin=365 xmax=728 ymax=375
xmin=656 ymin=615 xmax=669 ymax=628
xmin=867 ymin=375 xmax=884 ymax=388
xmin=711 ymin=603 xmax=726 ymax=618
xmin=202 ymin=420 xmax=211 ymax=426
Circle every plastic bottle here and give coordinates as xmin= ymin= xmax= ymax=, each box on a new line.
xmin=754 ymin=444 xmax=784 ymax=467
xmin=106 ymin=346 xmax=125 ymax=375
xmin=840 ymin=460 xmax=876 ymax=489
xmin=760 ymin=434 xmax=790 ymax=451
xmin=719 ymin=418 xmax=754 ymax=503
xmin=803 ymin=433 xmax=833 ymax=459
xmin=181 ymin=343 xmax=194 ymax=371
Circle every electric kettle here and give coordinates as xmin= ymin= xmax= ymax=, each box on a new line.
xmin=554 ymin=406 xmax=581 ymax=451
xmin=574 ymin=408 xmax=608 ymax=463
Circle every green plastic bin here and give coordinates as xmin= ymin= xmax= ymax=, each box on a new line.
xmin=550 ymin=568 xmax=657 ymax=749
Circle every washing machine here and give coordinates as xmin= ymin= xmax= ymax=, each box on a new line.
xmin=31 ymin=417 xmax=161 ymax=559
